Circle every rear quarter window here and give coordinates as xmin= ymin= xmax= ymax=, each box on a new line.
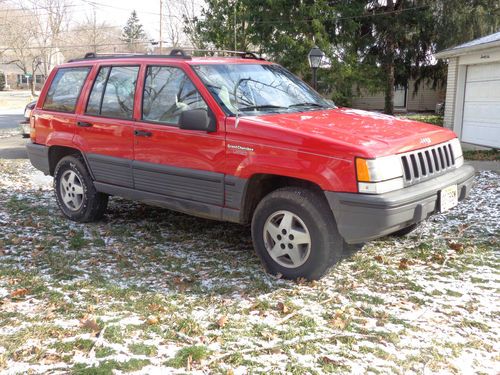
xmin=43 ymin=67 xmax=90 ymax=113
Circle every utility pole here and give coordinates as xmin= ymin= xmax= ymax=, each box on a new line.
xmin=159 ymin=0 xmax=163 ymax=54
xmin=233 ymin=0 xmax=236 ymax=51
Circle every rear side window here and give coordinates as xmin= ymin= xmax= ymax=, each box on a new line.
xmin=86 ymin=67 xmax=109 ymax=115
xmin=86 ymin=66 xmax=139 ymax=119
xmin=43 ymin=67 xmax=90 ymax=113
xmin=142 ymin=66 xmax=208 ymax=125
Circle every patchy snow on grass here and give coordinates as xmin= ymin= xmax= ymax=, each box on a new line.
xmin=0 ymin=159 xmax=498 ymax=374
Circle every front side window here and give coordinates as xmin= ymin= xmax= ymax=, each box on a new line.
xmin=192 ymin=64 xmax=334 ymax=116
xmin=86 ymin=66 xmax=139 ymax=119
xmin=43 ymin=67 xmax=90 ymax=113
xmin=142 ymin=66 xmax=208 ymax=125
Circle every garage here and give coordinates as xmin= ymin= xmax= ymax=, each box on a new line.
xmin=462 ymin=62 xmax=500 ymax=148
xmin=435 ymin=31 xmax=500 ymax=149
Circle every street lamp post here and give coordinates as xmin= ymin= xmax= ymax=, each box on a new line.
xmin=308 ymin=46 xmax=325 ymax=90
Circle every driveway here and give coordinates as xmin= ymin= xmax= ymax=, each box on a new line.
xmin=0 ymin=109 xmax=24 ymax=130
xmin=0 ymin=136 xmax=27 ymax=159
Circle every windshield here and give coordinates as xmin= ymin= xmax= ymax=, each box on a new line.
xmin=192 ymin=64 xmax=334 ymax=116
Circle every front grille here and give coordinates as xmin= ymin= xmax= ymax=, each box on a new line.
xmin=400 ymin=141 xmax=455 ymax=185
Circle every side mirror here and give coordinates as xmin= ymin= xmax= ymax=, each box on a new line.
xmin=179 ymin=109 xmax=216 ymax=132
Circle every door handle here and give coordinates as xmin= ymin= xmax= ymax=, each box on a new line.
xmin=134 ymin=130 xmax=152 ymax=137
xmin=77 ymin=121 xmax=93 ymax=128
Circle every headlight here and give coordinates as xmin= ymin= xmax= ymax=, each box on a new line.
xmin=24 ymin=108 xmax=32 ymax=119
xmin=450 ymin=138 xmax=464 ymax=168
xmin=356 ymin=155 xmax=404 ymax=194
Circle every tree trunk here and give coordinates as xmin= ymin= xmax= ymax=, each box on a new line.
xmin=384 ymin=55 xmax=395 ymax=115
xmin=383 ymin=0 xmax=396 ymax=115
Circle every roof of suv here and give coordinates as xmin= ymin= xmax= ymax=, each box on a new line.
xmin=62 ymin=50 xmax=272 ymax=67
xmin=61 ymin=57 xmax=272 ymax=68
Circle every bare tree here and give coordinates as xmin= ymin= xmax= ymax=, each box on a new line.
xmin=1 ymin=6 xmax=43 ymax=95
xmin=161 ymin=0 xmax=205 ymax=48
xmin=63 ymin=10 xmax=122 ymax=60
xmin=27 ymin=0 xmax=72 ymax=77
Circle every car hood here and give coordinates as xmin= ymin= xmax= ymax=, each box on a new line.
xmin=238 ymin=107 xmax=456 ymax=158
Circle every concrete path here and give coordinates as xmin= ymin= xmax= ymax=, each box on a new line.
xmin=467 ymin=160 xmax=500 ymax=173
xmin=0 ymin=135 xmax=28 ymax=159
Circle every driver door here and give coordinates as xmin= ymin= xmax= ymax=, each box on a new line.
xmin=132 ymin=64 xmax=226 ymax=206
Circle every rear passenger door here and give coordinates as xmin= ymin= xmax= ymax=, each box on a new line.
xmin=75 ymin=64 xmax=139 ymax=188
xmin=132 ymin=64 xmax=226 ymax=207
xmin=35 ymin=67 xmax=90 ymax=145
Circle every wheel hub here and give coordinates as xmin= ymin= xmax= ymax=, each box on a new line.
xmin=263 ymin=210 xmax=311 ymax=268
xmin=60 ymin=170 xmax=84 ymax=211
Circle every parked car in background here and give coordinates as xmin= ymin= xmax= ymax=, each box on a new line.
xmin=19 ymin=100 xmax=36 ymax=138
xmin=25 ymin=50 xmax=475 ymax=280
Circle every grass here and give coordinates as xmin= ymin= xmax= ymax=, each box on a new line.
xmin=165 ymin=345 xmax=211 ymax=368
xmin=400 ymin=113 xmax=444 ymax=126
xmin=73 ymin=358 xmax=151 ymax=374
xmin=463 ymin=149 xmax=500 ymax=161
xmin=0 ymin=159 xmax=498 ymax=374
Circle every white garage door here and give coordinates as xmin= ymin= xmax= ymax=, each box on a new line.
xmin=462 ymin=62 xmax=500 ymax=148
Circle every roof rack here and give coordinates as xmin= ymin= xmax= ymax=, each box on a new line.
xmin=180 ymin=49 xmax=265 ymax=60
xmin=67 ymin=49 xmax=264 ymax=63
xmin=68 ymin=50 xmax=193 ymax=62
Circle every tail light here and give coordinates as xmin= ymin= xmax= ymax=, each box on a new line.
xmin=29 ymin=115 xmax=36 ymax=141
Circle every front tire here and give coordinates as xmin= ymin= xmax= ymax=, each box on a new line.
xmin=251 ymin=187 xmax=344 ymax=280
xmin=54 ymin=155 xmax=108 ymax=222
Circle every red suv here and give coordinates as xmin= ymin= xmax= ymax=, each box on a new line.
xmin=26 ymin=50 xmax=474 ymax=280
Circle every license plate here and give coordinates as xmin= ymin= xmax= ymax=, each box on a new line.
xmin=440 ymin=184 xmax=458 ymax=212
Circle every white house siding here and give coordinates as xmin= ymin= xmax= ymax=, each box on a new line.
xmin=407 ymin=80 xmax=445 ymax=112
xmin=351 ymin=80 xmax=443 ymax=112
xmin=443 ymin=57 xmax=459 ymax=130
xmin=350 ymin=90 xmax=385 ymax=110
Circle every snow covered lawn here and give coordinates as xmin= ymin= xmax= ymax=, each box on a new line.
xmin=0 ymin=159 xmax=498 ymax=374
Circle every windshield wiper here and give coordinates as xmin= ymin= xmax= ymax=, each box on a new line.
xmin=289 ymin=102 xmax=325 ymax=108
xmin=239 ymin=104 xmax=288 ymax=112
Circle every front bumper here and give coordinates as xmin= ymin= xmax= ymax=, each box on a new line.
xmin=325 ymin=164 xmax=475 ymax=244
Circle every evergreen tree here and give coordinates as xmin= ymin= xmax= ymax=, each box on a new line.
xmin=192 ymin=0 xmax=500 ymax=112
xmin=0 ymin=72 xmax=5 ymax=91
xmin=121 ymin=10 xmax=148 ymax=52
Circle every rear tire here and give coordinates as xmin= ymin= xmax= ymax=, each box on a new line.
xmin=54 ymin=155 xmax=108 ymax=222
xmin=251 ymin=187 xmax=344 ymax=280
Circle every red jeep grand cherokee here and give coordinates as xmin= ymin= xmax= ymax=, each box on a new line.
xmin=26 ymin=50 xmax=474 ymax=280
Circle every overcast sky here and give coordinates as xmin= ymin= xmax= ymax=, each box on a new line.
xmin=69 ymin=0 xmax=178 ymax=42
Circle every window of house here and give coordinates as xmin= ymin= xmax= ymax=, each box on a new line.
xmin=43 ymin=67 xmax=90 ymax=113
xmin=17 ymin=75 xmax=28 ymax=84
xmin=35 ymin=75 xmax=44 ymax=84
xmin=142 ymin=66 xmax=208 ymax=125
xmin=86 ymin=66 xmax=139 ymax=119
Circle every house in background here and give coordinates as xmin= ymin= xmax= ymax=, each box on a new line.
xmin=351 ymin=79 xmax=445 ymax=113
xmin=0 ymin=62 xmax=46 ymax=90
xmin=435 ymin=31 xmax=500 ymax=149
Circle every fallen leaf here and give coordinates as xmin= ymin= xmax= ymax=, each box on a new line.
xmin=399 ymin=258 xmax=410 ymax=270
xmin=226 ymin=369 xmax=235 ymax=375
xmin=374 ymin=255 xmax=384 ymax=263
xmin=276 ymin=301 xmax=289 ymax=314
xmin=147 ymin=315 xmax=159 ymax=325
xmin=322 ymin=356 xmax=341 ymax=365
xmin=80 ymin=318 xmax=100 ymax=333
xmin=217 ymin=315 xmax=227 ymax=328
xmin=431 ymin=253 xmax=445 ymax=264
xmin=10 ymin=288 xmax=28 ymax=298
xmin=448 ymin=242 xmax=464 ymax=252
xmin=330 ymin=316 xmax=347 ymax=330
